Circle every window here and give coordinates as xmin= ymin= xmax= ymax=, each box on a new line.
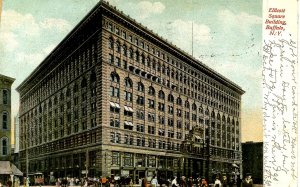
xmin=109 ymin=54 xmax=114 ymax=64
xmin=3 ymin=90 xmax=8 ymax=105
xmin=110 ymin=87 xmax=119 ymax=98
xmin=124 ymin=121 xmax=133 ymax=130
xmin=110 ymin=132 xmax=121 ymax=143
xmin=110 ymin=72 xmax=120 ymax=83
xmin=108 ymin=38 xmax=113 ymax=49
xmin=136 ymin=111 xmax=144 ymax=120
xmin=158 ymin=90 xmax=165 ymax=99
xmin=148 ymin=113 xmax=155 ymax=122
xmin=122 ymin=31 xmax=126 ymax=39
xmin=1 ymin=138 xmax=8 ymax=155
xmin=158 ymin=102 xmax=165 ymax=111
xmin=123 ymin=60 xmax=127 ymax=69
xmin=148 ymin=99 xmax=155 ymax=108
xmin=137 ymin=124 xmax=144 ymax=132
xmin=115 ymin=57 xmax=121 ymax=67
xmin=116 ymin=41 xmax=121 ymax=53
xmin=177 ymin=120 xmax=182 ymax=129
xmin=137 ymin=82 xmax=144 ymax=92
xmin=112 ymin=152 xmax=120 ymax=165
xmin=158 ymin=129 xmax=165 ymax=136
xmin=124 ymin=91 xmax=132 ymax=102
xmin=168 ymin=106 xmax=174 ymax=115
xmin=177 ymin=109 xmax=182 ymax=117
xmin=168 ymin=118 xmax=174 ymax=127
xmin=185 ymin=100 xmax=190 ymax=108
xmin=148 ymin=126 xmax=155 ymax=134
xmin=124 ymin=78 xmax=133 ymax=88
xmin=136 ymin=95 xmax=144 ymax=105
xmin=2 ymin=112 xmax=7 ymax=130
xmin=148 ymin=86 xmax=155 ymax=96
xmin=192 ymin=103 xmax=197 ymax=111
xmin=167 ymin=94 xmax=174 ymax=102
xmin=129 ymin=48 xmax=133 ymax=59
xmin=176 ymin=97 xmax=182 ymax=105
xmin=122 ymin=45 xmax=127 ymax=56
xmin=110 ymin=118 xmax=120 ymax=128
xmin=124 ymin=153 xmax=133 ymax=166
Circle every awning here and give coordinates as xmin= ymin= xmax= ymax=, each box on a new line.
xmin=128 ymin=107 xmax=134 ymax=112
xmin=0 ymin=161 xmax=23 ymax=176
xmin=110 ymin=102 xmax=116 ymax=108
xmin=124 ymin=121 xmax=133 ymax=126
xmin=124 ymin=106 xmax=133 ymax=112
xmin=115 ymin=103 xmax=120 ymax=108
xmin=194 ymin=135 xmax=201 ymax=139
xmin=232 ymin=163 xmax=239 ymax=168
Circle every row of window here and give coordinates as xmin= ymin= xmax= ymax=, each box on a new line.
xmin=106 ymin=27 xmax=241 ymax=102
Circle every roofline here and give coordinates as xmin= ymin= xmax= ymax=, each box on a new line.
xmin=17 ymin=0 xmax=245 ymax=95
xmin=0 ymin=74 xmax=16 ymax=84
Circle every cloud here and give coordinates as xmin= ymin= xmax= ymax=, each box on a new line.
xmin=218 ymin=9 xmax=261 ymax=34
xmin=40 ymin=18 xmax=72 ymax=33
xmin=130 ymin=1 xmax=165 ymax=19
xmin=16 ymin=52 xmax=45 ymax=67
xmin=0 ymin=32 xmax=19 ymax=52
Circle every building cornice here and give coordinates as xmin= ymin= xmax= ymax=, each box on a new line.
xmin=17 ymin=0 xmax=245 ymax=95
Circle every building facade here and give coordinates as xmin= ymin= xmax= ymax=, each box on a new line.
xmin=242 ymin=142 xmax=263 ymax=184
xmin=0 ymin=74 xmax=15 ymax=161
xmin=17 ymin=1 xmax=244 ymax=182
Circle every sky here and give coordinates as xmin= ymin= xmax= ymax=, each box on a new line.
xmin=0 ymin=0 xmax=263 ymax=142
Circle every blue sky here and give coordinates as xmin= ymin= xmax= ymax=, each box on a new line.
xmin=0 ymin=0 xmax=263 ymax=142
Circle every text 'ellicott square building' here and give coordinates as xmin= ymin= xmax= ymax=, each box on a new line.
xmin=16 ymin=1 xmax=244 ymax=181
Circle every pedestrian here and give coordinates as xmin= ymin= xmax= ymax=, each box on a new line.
xmin=151 ymin=176 xmax=158 ymax=187
xmin=171 ymin=177 xmax=179 ymax=187
xmin=222 ymin=176 xmax=227 ymax=187
xmin=7 ymin=179 xmax=12 ymax=187
xmin=180 ymin=176 xmax=187 ymax=187
xmin=241 ymin=175 xmax=253 ymax=187
xmin=141 ymin=176 xmax=147 ymax=187
xmin=213 ymin=176 xmax=222 ymax=187
xmin=200 ymin=178 xmax=208 ymax=187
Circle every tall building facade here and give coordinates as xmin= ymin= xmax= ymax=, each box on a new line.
xmin=0 ymin=74 xmax=15 ymax=161
xmin=17 ymin=1 xmax=244 ymax=182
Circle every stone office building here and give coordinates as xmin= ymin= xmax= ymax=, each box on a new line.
xmin=17 ymin=1 xmax=244 ymax=182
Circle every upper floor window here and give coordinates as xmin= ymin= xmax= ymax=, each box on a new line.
xmin=3 ymin=90 xmax=8 ymax=105
xmin=108 ymin=38 xmax=114 ymax=49
xmin=158 ymin=90 xmax=165 ymax=99
xmin=185 ymin=100 xmax=190 ymax=109
xmin=81 ymin=78 xmax=87 ymax=88
xmin=2 ymin=112 xmax=8 ymax=130
xmin=192 ymin=103 xmax=197 ymax=111
xmin=116 ymin=41 xmax=121 ymax=53
xmin=168 ymin=94 xmax=174 ymax=103
xmin=148 ymin=86 xmax=155 ymax=96
xmin=110 ymin=72 xmax=120 ymax=83
xmin=137 ymin=82 xmax=144 ymax=92
xmin=122 ymin=45 xmax=127 ymax=56
xmin=1 ymin=138 xmax=8 ymax=156
xmin=177 ymin=97 xmax=182 ymax=106
xmin=124 ymin=78 xmax=133 ymax=88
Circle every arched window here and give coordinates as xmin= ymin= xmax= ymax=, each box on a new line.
xmin=158 ymin=90 xmax=165 ymax=99
xmin=48 ymin=99 xmax=52 ymax=108
xmin=168 ymin=94 xmax=174 ymax=103
xmin=137 ymin=82 xmax=144 ymax=92
xmin=1 ymin=138 xmax=8 ymax=155
xmin=199 ymin=106 xmax=203 ymax=113
xmin=148 ymin=86 xmax=155 ymax=96
xmin=227 ymin=117 xmax=230 ymax=124
xmin=124 ymin=77 xmax=133 ymax=88
xmin=185 ymin=100 xmax=190 ymax=109
xmin=2 ymin=90 xmax=8 ymax=105
xmin=192 ymin=103 xmax=197 ymax=111
xmin=211 ymin=111 xmax=215 ymax=118
xmin=232 ymin=119 xmax=235 ymax=126
xmin=2 ymin=112 xmax=8 ymax=129
xmin=110 ymin=72 xmax=120 ymax=83
xmin=176 ymin=97 xmax=182 ymax=105
xmin=81 ymin=78 xmax=87 ymax=88
xmin=108 ymin=38 xmax=114 ymax=49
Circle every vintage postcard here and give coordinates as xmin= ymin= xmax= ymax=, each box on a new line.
xmin=0 ymin=0 xmax=297 ymax=186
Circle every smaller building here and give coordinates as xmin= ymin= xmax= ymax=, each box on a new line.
xmin=242 ymin=141 xmax=263 ymax=184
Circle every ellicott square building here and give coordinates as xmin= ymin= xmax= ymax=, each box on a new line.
xmin=17 ymin=1 xmax=244 ymax=181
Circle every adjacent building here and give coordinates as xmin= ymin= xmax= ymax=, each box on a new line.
xmin=17 ymin=1 xmax=244 ymax=182
xmin=0 ymin=74 xmax=16 ymax=183
xmin=242 ymin=141 xmax=263 ymax=184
